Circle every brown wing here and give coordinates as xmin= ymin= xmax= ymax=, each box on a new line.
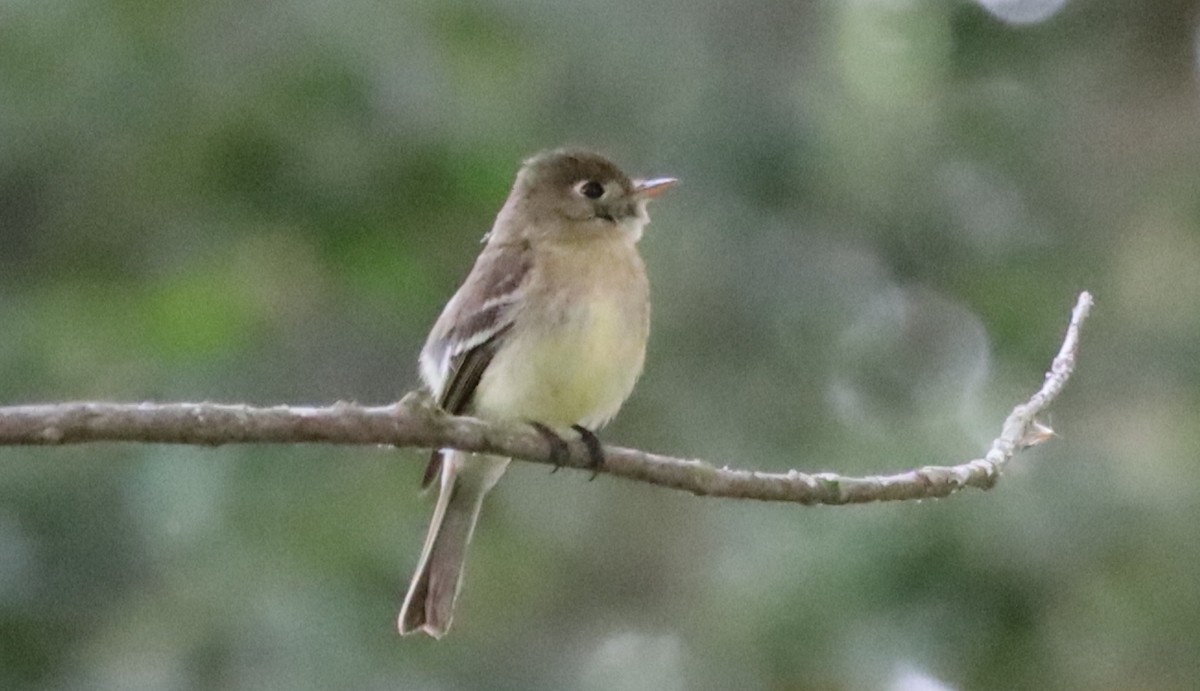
xmin=421 ymin=328 xmax=511 ymax=488
xmin=419 ymin=240 xmax=531 ymax=488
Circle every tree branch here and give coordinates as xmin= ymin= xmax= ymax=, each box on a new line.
xmin=0 ymin=292 xmax=1093 ymax=505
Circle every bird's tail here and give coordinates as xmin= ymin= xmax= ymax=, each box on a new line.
xmin=398 ymin=452 xmax=504 ymax=638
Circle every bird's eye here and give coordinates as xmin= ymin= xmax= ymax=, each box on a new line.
xmin=576 ymin=180 xmax=605 ymax=199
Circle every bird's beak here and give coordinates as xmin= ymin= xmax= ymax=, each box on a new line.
xmin=633 ymin=177 xmax=678 ymax=199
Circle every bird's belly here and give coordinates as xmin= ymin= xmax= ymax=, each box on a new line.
xmin=472 ymin=298 xmax=646 ymax=429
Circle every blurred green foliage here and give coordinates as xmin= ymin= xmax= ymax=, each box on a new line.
xmin=3 ymin=0 xmax=1200 ymax=688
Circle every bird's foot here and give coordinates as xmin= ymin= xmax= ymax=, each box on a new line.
xmin=571 ymin=424 xmax=605 ymax=480
xmin=529 ymin=422 xmax=570 ymax=473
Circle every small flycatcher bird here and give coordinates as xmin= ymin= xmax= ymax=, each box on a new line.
xmin=398 ymin=148 xmax=675 ymax=638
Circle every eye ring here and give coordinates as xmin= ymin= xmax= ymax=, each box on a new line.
xmin=575 ymin=180 xmax=605 ymax=199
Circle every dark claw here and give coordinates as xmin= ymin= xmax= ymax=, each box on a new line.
xmin=571 ymin=424 xmax=605 ymax=480
xmin=530 ymin=422 xmax=569 ymax=472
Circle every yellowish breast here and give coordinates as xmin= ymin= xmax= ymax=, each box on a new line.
xmin=472 ymin=238 xmax=650 ymax=429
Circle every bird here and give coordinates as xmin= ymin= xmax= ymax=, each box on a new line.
xmin=398 ymin=148 xmax=675 ymax=638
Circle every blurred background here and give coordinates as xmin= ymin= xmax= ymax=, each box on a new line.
xmin=2 ymin=0 xmax=1198 ymax=688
